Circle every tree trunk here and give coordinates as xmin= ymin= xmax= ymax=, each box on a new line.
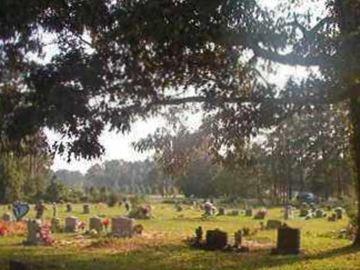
xmin=350 ymin=97 xmax=360 ymax=246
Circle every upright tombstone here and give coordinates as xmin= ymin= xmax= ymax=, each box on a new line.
xmin=34 ymin=201 xmax=46 ymax=219
xmin=66 ymin=204 xmax=72 ymax=213
xmin=234 ymin=230 xmax=242 ymax=248
xmin=26 ymin=219 xmax=42 ymax=245
xmin=284 ymin=205 xmax=293 ymax=220
xmin=334 ymin=207 xmax=344 ymax=219
xmin=245 ymin=208 xmax=253 ymax=217
xmin=315 ymin=209 xmax=326 ymax=218
xmin=206 ymin=229 xmax=228 ymax=250
xmin=89 ymin=216 xmax=103 ymax=233
xmin=65 ymin=216 xmax=79 ymax=233
xmin=229 ymin=209 xmax=239 ymax=216
xmin=12 ymin=202 xmax=30 ymax=221
xmin=83 ymin=204 xmax=90 ymax=214
xmin=111 ymin=216 xmax=134 ymax=237
xmin=218 ymin=207 xmax=226 ymax=216
xmin=52 ymin=203 xmax=57 ymax=218
xmin=51 ymin=218 xmax=61 ymax=233
xmin=299 ymin=209 xmax=309 ymax=217
xmin=272 ymin=226 xmax=301 ymax=255
xmin=2 ymin=212 xmax=12 ymax=222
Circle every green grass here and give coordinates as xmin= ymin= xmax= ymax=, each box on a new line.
xmin=0 ymin=203 xmax=359 ymax=270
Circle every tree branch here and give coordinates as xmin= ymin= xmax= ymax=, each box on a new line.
xmin=252 ymin=44 xmax=327 ymax=66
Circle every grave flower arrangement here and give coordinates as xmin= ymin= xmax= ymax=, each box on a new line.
xmin=254 ymin=208 xmax=268 ymax=220
xmin=39 ymin=224 xmax=54 ymax=245
xmin=128 ymin=205 xmax=152 ymax=219
xmin=78 ymin=221 xmax=86 ymax=231
xmin=103 ymin=218 xmax=110 ymax=232
xmin=0 ymin=221 xmax=26 ymax=236
xmin=0 ymin=224 xmax=8 ymax=236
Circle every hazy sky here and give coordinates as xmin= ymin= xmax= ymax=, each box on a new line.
xmin=50 ymin=65 xmax=309 ymax=173
xmin=49 ymin=0 xmax=324 ymax=173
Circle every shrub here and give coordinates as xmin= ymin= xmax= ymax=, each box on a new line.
xmin=107 ymin=192 xmax=119 ymax=207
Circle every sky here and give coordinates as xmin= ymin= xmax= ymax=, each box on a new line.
xmin=48 ymin=0 xmax=325 ymax=173
xmin=49 ymin=64 xmax=309 ymax=173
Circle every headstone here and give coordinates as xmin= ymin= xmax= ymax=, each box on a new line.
xmin=266 ymin=219 xmax=282 ymax=230
xmin=52 ymin=203 xmax=57 ymax=218
xmin=229 ymin=209 xmax=239 ymax=216
xmin=83 ymin=204 xmax=90 ymax=214
xmin=234 ymin=230 xmax=242 ymax=248
xmin=334 ymin=207 xmax=344 ymax=219
xmin=301 ymin=202 xmax=309 ymax=210
xmin=26 ymin=219 xmax=42 ymax=245
xmin=66 ymin=204 xmax=72 ymax=213
xmin=111 ymin=216 xmax=134 ymax=237
xmin=284 ymin=205 xmax=293 ymax=220
xmin=245 ymin=208 xmax=253 ymax=217
xmin=65 ymin=216 xmax=79 ymax=233
xmin=272 ymin=226 xmax=301 ymax=255
xmin=34 ymin=201 xmax=46 ymax=219
xmin=218 ymin=207 xmax=226 ymax=216
xmin=206 ymin=229 xmax=228 ymax=250
xmin=2 ymin=212 xmax=12 ymax=222
xmin=51 ymin=218 xmax=61 ymax=233
xmin=314 ymin=209 xmax=326 ymax=218
xmin=328 ymin=213 xmax=337 ymax=222
xmin=89 ymin=216 xmax=103 ymax=233
xmin=12 ymin=202 xmax=30 ymax=221
xmin=300 ymin=209 xmax=309 ymax=217
xmin=195 ymin=226 xmax=203 ymax=244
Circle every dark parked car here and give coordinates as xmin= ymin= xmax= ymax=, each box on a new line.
xmin=296 ymin=192 xmax=318 ymax=204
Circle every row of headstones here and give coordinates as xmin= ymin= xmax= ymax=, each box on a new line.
xmin=216 ymin=208 xmax=265 ymax=218
xmin=26 ymin=216 xmax=137 ymax=246
xmin=195 ymin=225 xmax=300 ymax=255
xmin=299 ymin=206 xmax=345 ymax=221
xmin=52 ymin=216 xmax=135 ymax=235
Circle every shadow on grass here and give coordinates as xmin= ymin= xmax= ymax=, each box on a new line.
xmin=2 ymin=243 xmax=360 ymax=270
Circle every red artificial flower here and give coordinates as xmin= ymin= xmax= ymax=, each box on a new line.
xmin=102 ymin=218 xmax=110 ymax=227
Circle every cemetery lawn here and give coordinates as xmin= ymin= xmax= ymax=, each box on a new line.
xmin=0 ymin=203 xmax=359 ymax=270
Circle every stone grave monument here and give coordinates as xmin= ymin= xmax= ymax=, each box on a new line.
xmin=111 ymin=216 xmax=134 ymax=237
xmin=205 ymin=229 xmax=228 ymax=250
xmin=89 ymin=216 xmax=103 ymax=233
xmin=83 ymin=204 xmax=90 ymax=214
xmin=272 ymin=226 xmax=300 ymax=255
xmin=65 ymin=216 xmax=79 ymax=233
xmin=2 ymin=212 xmax=12 ymax=222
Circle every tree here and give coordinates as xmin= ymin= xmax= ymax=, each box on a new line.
xmin=0 ymin=131 xmax=52 ymax=203
xmin=1 ymin=0 xmax=360 ymax=244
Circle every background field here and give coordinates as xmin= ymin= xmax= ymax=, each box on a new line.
xmin=0 ymin=202 xmax=359 ymax=270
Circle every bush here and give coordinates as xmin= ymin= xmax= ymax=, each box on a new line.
xmin=129 ymin=195 xmax=148 ymax=208
xmin=107 ymin=192 xmax=119 ymax=207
